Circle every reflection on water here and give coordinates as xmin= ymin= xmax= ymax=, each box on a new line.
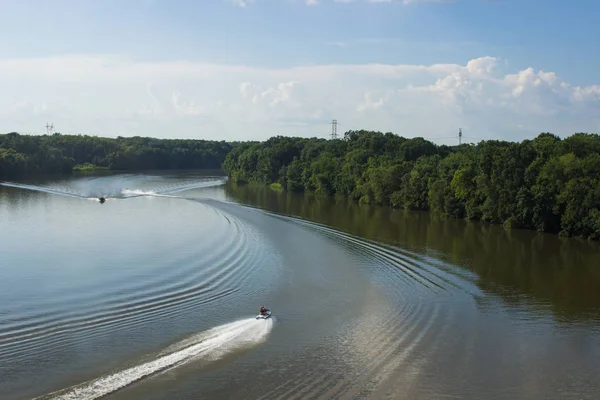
xmin=224 ymin=182 xmax=600 ymax=324
xmin=1 ymin=172 xmax=599 ymax=400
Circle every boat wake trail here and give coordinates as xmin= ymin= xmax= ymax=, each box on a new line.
xmin=35 ymin=318 xmax=274 ymax=400
xmin=0 ymin=175 xmax=227 ymax=201
xmin=119 ymin=189 xmax=179 ymax=199
xmin=0 ymin=182 xmax=88 ymax=200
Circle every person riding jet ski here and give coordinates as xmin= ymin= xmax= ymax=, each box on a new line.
xmin=259 ymin=305 xmax=269 ymax=315
xmin=99 ymin=196 xmax=106 ymax=204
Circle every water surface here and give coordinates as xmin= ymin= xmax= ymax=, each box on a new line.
xmin=1 ymin=172 xmax=599 ymax=400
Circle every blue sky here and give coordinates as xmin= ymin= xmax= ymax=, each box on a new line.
xmin=1 ymin=0 xmax=599 ymax=143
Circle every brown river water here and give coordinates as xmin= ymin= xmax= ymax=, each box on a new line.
xmin=1 ymin=171 xmax=599 ymax=399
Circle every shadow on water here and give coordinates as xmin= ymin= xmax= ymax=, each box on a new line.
xmin=224 ymin=182 xmax=600 ymax=324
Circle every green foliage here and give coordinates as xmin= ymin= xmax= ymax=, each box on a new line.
xmin=4 ymin=129 xmax=600 ymax=240
xmin=223 ymin=130 xmax=600 ymax=240
xmin=269 ymin=182 xmax=283 ymax=191
xmin=72 ymin=163 xmax=109 ymax=171
xmin=0 ymin=132 xmax=235 ymax=178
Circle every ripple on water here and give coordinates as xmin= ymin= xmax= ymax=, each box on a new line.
xmin=0 ymin=197 xmax=281 ymax=377
xmin=7 ymin=181 xmax=595 ymax=400
xmin=235 ymin=210 xmax=467 ymax=399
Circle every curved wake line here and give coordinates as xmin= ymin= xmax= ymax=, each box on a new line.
xmin=0 ymin=182 xmax=87 ymax=199
xmin=156 ymin=178 xmax=227 ymax=195
xmin=0 ymin=205 xmax=267 ymax=363
xmin=119 ymin=189 xmax=180 ymax=199
xmin=221 ymin=202 xmax=454 ymax=292
xmin=34 ymin=318 xmax=274 ymax=400
xmin=0 ymin=178 xmax=226 ymax=201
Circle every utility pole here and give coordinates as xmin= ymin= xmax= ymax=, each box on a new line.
xmin=45 ymin=122 xmax=54 ymax=135
xmin=331 ymin=119 xmax=338 ymax=139
xmin=458 ymin=127 xmax=462 ymax=145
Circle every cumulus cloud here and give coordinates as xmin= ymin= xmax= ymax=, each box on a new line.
xmin=171 ymin=92 xmax=205 ymax=116
xmin=0 ymin=55 xmax=598 ymax=143
xmin=357 ymin=92 xmax=386 ymax=112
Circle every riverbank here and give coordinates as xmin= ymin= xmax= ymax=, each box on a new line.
xmin=223 ymin=132 xmax=600 ymax=241
xmin=4 ymin=130 xmax=599 ymax=240
xmin=0 ymin=132 xmax=235 ymax=179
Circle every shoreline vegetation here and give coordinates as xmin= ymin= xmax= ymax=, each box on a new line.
xmin=2 ymin=130 xmax=599 ymax=240
xmin=72 ymin=162 xmax=110 ymax=171
xmin=222 ymin=130 xmax=600 ymax=241
xmin=0 ymin=132 xmax=235 ymax=178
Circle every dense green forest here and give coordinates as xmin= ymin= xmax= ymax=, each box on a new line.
xmin=0 ymin=132 xmax=235 ymax=178
xmin=223 ymin=130 xmax=600 ymax=240
xmin=3 ymin=129 xmax=599 ymax=239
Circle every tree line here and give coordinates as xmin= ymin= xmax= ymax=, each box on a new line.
xmin=2 ymin=130 xmax=599 ymax=240
xmin=222 ymin=130 xmax=600 ymax=240
xmin=0 ymin=132 xmax=236 ymax=177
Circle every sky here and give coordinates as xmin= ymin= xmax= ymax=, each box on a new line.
xmin=1 ymin=0 xmax=599 ymax=145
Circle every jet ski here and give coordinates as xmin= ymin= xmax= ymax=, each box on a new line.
xmin=99 ymin=196 xmax=106 ymax=204
xmin=256 ymin=310 xmax=272 ymax=320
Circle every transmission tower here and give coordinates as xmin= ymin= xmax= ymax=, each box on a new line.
xmin=458 ymin=127 xmax=462 ymax=145
xmin=331 ymin=119 xmax=338 ymax=139
xmin=46 ymin=122 xmax=54 ymax=135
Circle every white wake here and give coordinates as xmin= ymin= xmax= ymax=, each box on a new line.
xmin=0 ymin=177 xmax=226 ymax=201
xmin=120 ymin=189 xmax=179 ymax=198
xmin=36 ymin=318 xmax=274 ymax=400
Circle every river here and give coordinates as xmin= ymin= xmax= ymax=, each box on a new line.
xmin=1 ymin=171 xmax=599 ymax=400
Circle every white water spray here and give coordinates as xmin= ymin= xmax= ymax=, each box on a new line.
xmin=36 ymin=318 xmax=274 ymax=400
xmin=0 ymin=177 xmax=225 ymax=202
xmin=120 ymin=189 xmax=179 ymax=198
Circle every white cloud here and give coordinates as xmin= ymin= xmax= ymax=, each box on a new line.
xmin=250 ymin=81 xmax=300 ymax=106
xmin=0 ymin=55 xmax=598 ymax=143
xmin=171 ymin=92 xmax=205 ymax=116
xmin=466 ymin=56 xmax=498 ymax=77
xmin=357 ymin=92 xmax=386 ymax=112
